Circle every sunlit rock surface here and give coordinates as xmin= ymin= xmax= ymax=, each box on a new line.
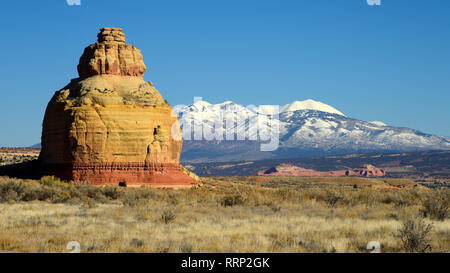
xmin=40 ymin=28 xmax=198 ymax=187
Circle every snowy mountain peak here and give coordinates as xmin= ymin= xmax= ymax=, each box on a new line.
xmin=369 ymin=121 xmax=388 ymax=127
xmin=193 ymin=100 xmax=211 ymax=107
xmin=280 ymin=100 xmax=345 ymax=116
xmin=248 ymin=99 xmax=345 ymax=116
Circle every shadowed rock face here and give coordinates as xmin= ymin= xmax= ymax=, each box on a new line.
xmin=40 ymin=28 xmax=198 ymax=187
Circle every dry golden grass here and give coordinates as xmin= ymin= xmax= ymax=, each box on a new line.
xmin=0 ymin=175 xmax=448 ymax=253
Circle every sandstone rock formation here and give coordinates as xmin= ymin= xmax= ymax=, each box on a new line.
xmin=39 ymin=28 xmax=198 ymax=187
xmin=348 ymin=164 xmax=386 ymax=177
xmin=77 ymin=27 xmax=146 ymax=77
xmin=258 ymin=163 xmax=385 ymax=177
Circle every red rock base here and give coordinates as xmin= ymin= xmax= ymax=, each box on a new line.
xmin=43 ymin=162 xmax=199 ymax=187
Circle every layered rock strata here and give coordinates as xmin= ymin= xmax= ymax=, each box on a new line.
xmin=258 ymin=163 xmax=386 ymax=177
xmin=39 ymin=28 xmax=198 ymax=186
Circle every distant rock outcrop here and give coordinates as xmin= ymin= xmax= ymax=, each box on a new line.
xmin=258 ymin=163 xmax=385 ymax=177
xmin=39 ymin=28 xmax=198 ymax=187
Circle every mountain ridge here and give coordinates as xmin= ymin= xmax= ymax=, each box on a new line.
xmin=176 ymin=99 xmax=450 ymax=163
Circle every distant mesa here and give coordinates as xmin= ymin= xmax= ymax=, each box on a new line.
xmin=258 ymin=163 xmax=386 ymax=177
xmin=39 ymin=27 xmax=198 ymax=187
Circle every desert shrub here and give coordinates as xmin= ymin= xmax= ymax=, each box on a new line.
xmin=325 ymin=191 xmax=343 ymax=208
xmin=304 ymin=187 xmax=328 ymax=203
xmin=0 ymin=180 xmax=25 ymax=202
xmin=77 ymin=185 xmax=107 ymax=202
xmin=420 ymin=190 xmax=449 ymax=221
xmin=166 ymin=191 xmax=182 ymax=205
xmin=269 ymin=204 xmax=282 ymax=213
xmin=130 ymin=238 xmax=145 ymax=248
xmin=134 ymin=207 xmax=153 ymax=222
xmin=180 ymin=242 xmax=193 ymax=253
xmin=380 ymin=191 xmax=411 ymax=207
xmin=21 ymin=183 xmax=45 ymax=201
xmin=220 ymin=194 xmax=245 ymax=207
xmin=397 ymin=216 xmax=433 ymax=253
xmin=297 ymin=240 xmax=320 ymax=252
xmin=50 ymin=190 xmax=72 ymax=203
xmin=0 ymin=189 xmax=19 ymax=202
xmin=3 ymin=180 xmax=43 ymax=202
xmin=353 ymin=188 xmax=377 ymax=207
xmin=407 ymin=188 xmax=422 ymax=199
xmin=39 ymin=176 xmax=60 ymax=186
xmin=322 ymin=246 xmax=337 ymax=253
xmin=184 ymin=186 xmax=214 ymax=204
xmin=38 ymin=186 xmax=61 ymax=202
xmin=272 ymin=187 xmax=301 ymax=203
xmin=80 ymin=197 xmax=97 ymax=209
xmin=121 ymin=191 xmax=148 ymax=207
xmin=66 ymin=187 xmax=82 ymax=201
xmin=269 ymin=233 xmax=296 ymax=250
xmin=127 ymin=187 xmax=160 ymax=201
xmin=161 ymin=210 xmax=177 ymax=224
xmin=121 ymin=193 xmax=140 ymax=207
xmin=102 ymin=185 xmax=121 ymax=200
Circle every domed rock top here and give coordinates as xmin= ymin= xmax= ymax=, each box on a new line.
xmin=97 ymin=27 xmax=126 ymax=43
xmin=77 ymin=27 xmax=147 ymax=78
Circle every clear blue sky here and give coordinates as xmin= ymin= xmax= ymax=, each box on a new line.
xmin=0 ymin=0 xmax=449 ymax=147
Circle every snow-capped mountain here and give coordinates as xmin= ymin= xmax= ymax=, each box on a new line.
xmin=174 ymin=100 xmax=450 ymax=163
xmin=254 ymin=99 xmax=345 ymax=116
